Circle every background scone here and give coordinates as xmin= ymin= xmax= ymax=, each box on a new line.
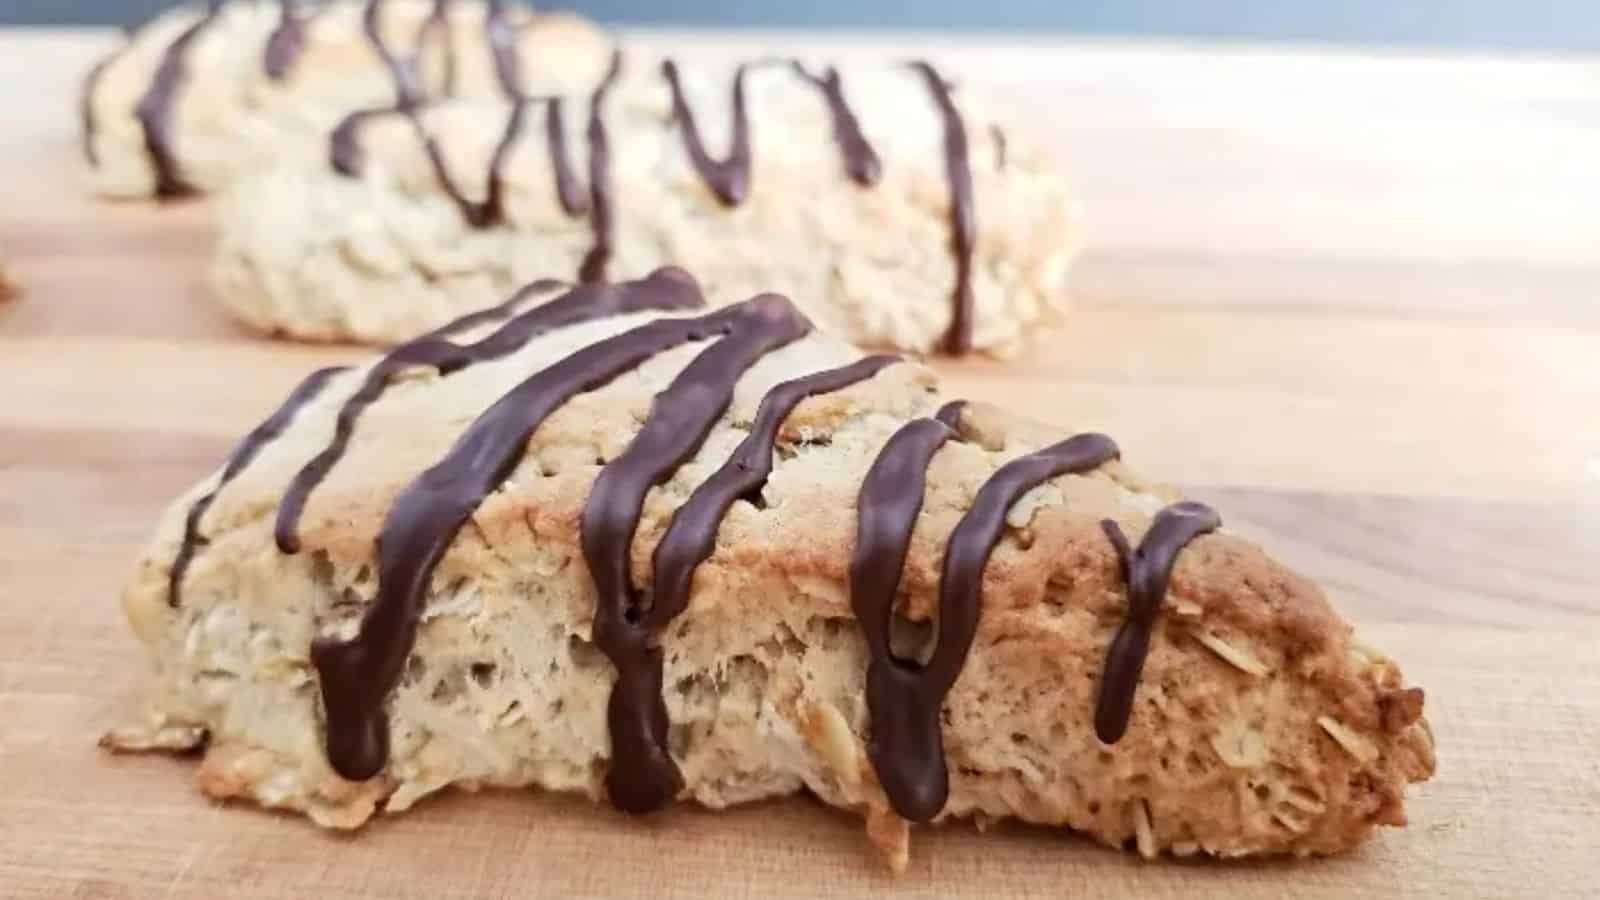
xmin=211 ymin=54 xmax=1077 ymax=355
xmin=83 ymin=0 xmax=612 ymax=198
xmin=107 ymin=269 xmax=1434 ymax=870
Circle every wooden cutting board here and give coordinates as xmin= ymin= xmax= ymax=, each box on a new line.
xmin=2 ymin=28 xmax=1598 ymax=899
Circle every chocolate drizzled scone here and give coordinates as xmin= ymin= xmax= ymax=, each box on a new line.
xmin=107 ymin=268 xmax=1433 ymax=870
xmin=211 ymin=54 xmax=1076 ymax=355
xmin=83 ymin=0 xmax=611 ymax=198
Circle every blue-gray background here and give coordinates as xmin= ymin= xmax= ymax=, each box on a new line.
xmin=6 ymin=1 xmax=1599 ymax=51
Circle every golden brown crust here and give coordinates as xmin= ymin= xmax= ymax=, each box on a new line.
xmin=107 ymin=296 xmax=1432 ymax=866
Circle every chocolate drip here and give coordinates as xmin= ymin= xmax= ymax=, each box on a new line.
xmin=365 ymin=0 xmax=454 ymax=109
xmin=276 ymin=273 xmax=700 ymax=553
xmin=582 ymin=294 xmax=814 ymax=812
xmin=1095 ymin=501 xmax=1220 ymax=743
xmin=484 ymin=0 xmax=586 ymax=216
xmin=909 ymin=61 xmax=977 ymax=355
xmin=543 ymin=98 xmax=589 ymax=216
xmin=263 ymin=1 xmax=307 ymax=80
xmin=850 ymin=407 xmax=965 ymax=821
xmin=330 ymin=102 xmax=531 ymax=226
xmin=328 ymin=107 xmax=385 ymax=175
xmin=312 ymin=272 xmax=755 ymax=782
xmin=662 ymin=60 xmax=752 ymax=206
xmin=169 ymin=366 xmax=346 ymax=608
xmin=578 ymin=51 xmax=623 ymax=282
xmin=485 ymin=0 xmax=521 ymax=98
xmin=651 ymin=354 xmax=901 ymax=622
xmin=990 ymin=124 xmax=1007 ymax=171
xmin=135 ymin=1 xmax=224 ymax=198
xmin=338 ymin=1 xmax=583 ymax=229
xmin=855 ymin=417 xmax=1120 ymax=820
xmin=791 ymin=62 xmax=882 ymax=186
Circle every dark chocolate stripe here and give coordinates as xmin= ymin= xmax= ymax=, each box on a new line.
xmin=263 ymin=0 xmax=307 ymax=80
xmin=339 ymin=1 xmax=582 ymax=229
xmin=485 ymin=0 xmax=521 ymax=98
xmin=276 ymin=271 xmax=702 ymax=554
xmin=312 ymin=271 xmax=759 ymax=782
xmin=662 ymin=60 xmax=752 ymax=207
xmin=1095 ymin=501 xmax=1220 ymax=743
xmin=791 ymin=62 xmax=882 ymax=186
xmin=850 ymin=406 xmax=965 ymax=821
xmin=365 ymin=0 xmax=454 ymax=109
xmin=578 ymin=51 xmax=623 ymax=282
xmin=650 ymin=354 xmax=901 ymax=630
xmin=328 ymin=107 xmax=387 ymax=175
xmin=544 ymin=98 xmax=589 ymax=216
xmin=909 ymin=61 xmax=977 ymax=355
xmin=168 ymin=366 xmax=347 ymax=608
xmin=990 ymin=123 xmax=1007 ymax=171
xmin=855 ymin=418 xmax=1120 ymax=820
xmin=583 ymin=294 xmax=814 ymax=812
xmin=485 ymin=0 xmax=588 ymax=216
xmin=135 ymin=1 xmax=225 ymax=198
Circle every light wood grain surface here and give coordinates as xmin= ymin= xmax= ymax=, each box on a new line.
xmin=2 ymin=28 xmax=1598 ymax=899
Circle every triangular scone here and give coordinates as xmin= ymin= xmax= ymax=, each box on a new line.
xmin=84 ymin=0 xmax=611 ymax=198
xmin=106 ymin=269 xmax=1434 ymax=869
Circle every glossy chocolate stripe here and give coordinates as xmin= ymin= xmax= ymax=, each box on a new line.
xmin=850 ymin=405 xmax=966 ymax=821
xmin=365 ymin=0 xmax=454 ymax=108
xmin=909 ymin=61 xmax=977 ymax=355
xmin=1095 ymin=501 xmax=1221 ymax=743
xmin=169 ymin=366 xmax=347 ymax=608
xmin=650 ymin=354 xmax=901 ymax=630
xmin=582 ymin=293 xmax=813 ymax=812
xmin=276 ymin=271 xmax=702 ymax=553
xmin=135 ymin=1 xmax=224 ymax=198
xmin=311 ymin=274 xmax=760 ymax=781
xmin=662 ymin=60 xmax=752 ymax=206
xmin=579 ymin=51 xmax=623 ymax=282
xmin=791 ymin=62 xmax=882 ymax=186
xmin=263 ymin=0 xmax=307 ymax=80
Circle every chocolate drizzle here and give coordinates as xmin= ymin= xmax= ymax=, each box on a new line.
xmin=662 ymin=60 xmax=752 ymax=207
xmin=275 ymin=272 xmax=699 ymax=554
xmin=134 ymin=0 xmax=225 ymax=197
xmin=334 ymin=0 xmax=585 ymax=230
xmin=263 ymin=0 xmax=308 ymax=81
xmin=312 ymin=269 xmax=718 ymax=780
xmin=1095 ymin=501 xmax=1221 ymax=743
xmin=848 ymin=403 xmax=965 ymax=821
xmin=172 ymin=268 xmax=1225 ymax=819
xmin=650 ymin=354 xmax=900 ymax=621
xmin=990 ymin=124 xmax=1007 ymax=171
xmin=578 ymin=51 xmax=623 ymax=282
xmin=869 ymin=429 xmax=1123 ymax=820
xmin=909 ymin=61 xmax=977 ymax=355
xmin=484 ymin=0 xmax=521 ymax=98
xmin=581 ymin=294 xmax=815 ymax=811
xmin=365 ymin=0 xmax=454 ymax=108
xmin=169 ymin=366 xmax=346 ymax=608
xmin=791 ymin=62 xmax=882 ymax=186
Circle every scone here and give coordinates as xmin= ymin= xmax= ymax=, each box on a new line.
xmin=104 ymin=268 xmax=1434 ymax=870
xmin=82 ymin=0 xmax=612 ymax=198
xmin=210 ymin=55 xmax=1076 ymax=355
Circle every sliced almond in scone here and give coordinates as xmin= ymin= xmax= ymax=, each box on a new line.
xmin=106 ymin=268 xmax=1434 ymax=868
